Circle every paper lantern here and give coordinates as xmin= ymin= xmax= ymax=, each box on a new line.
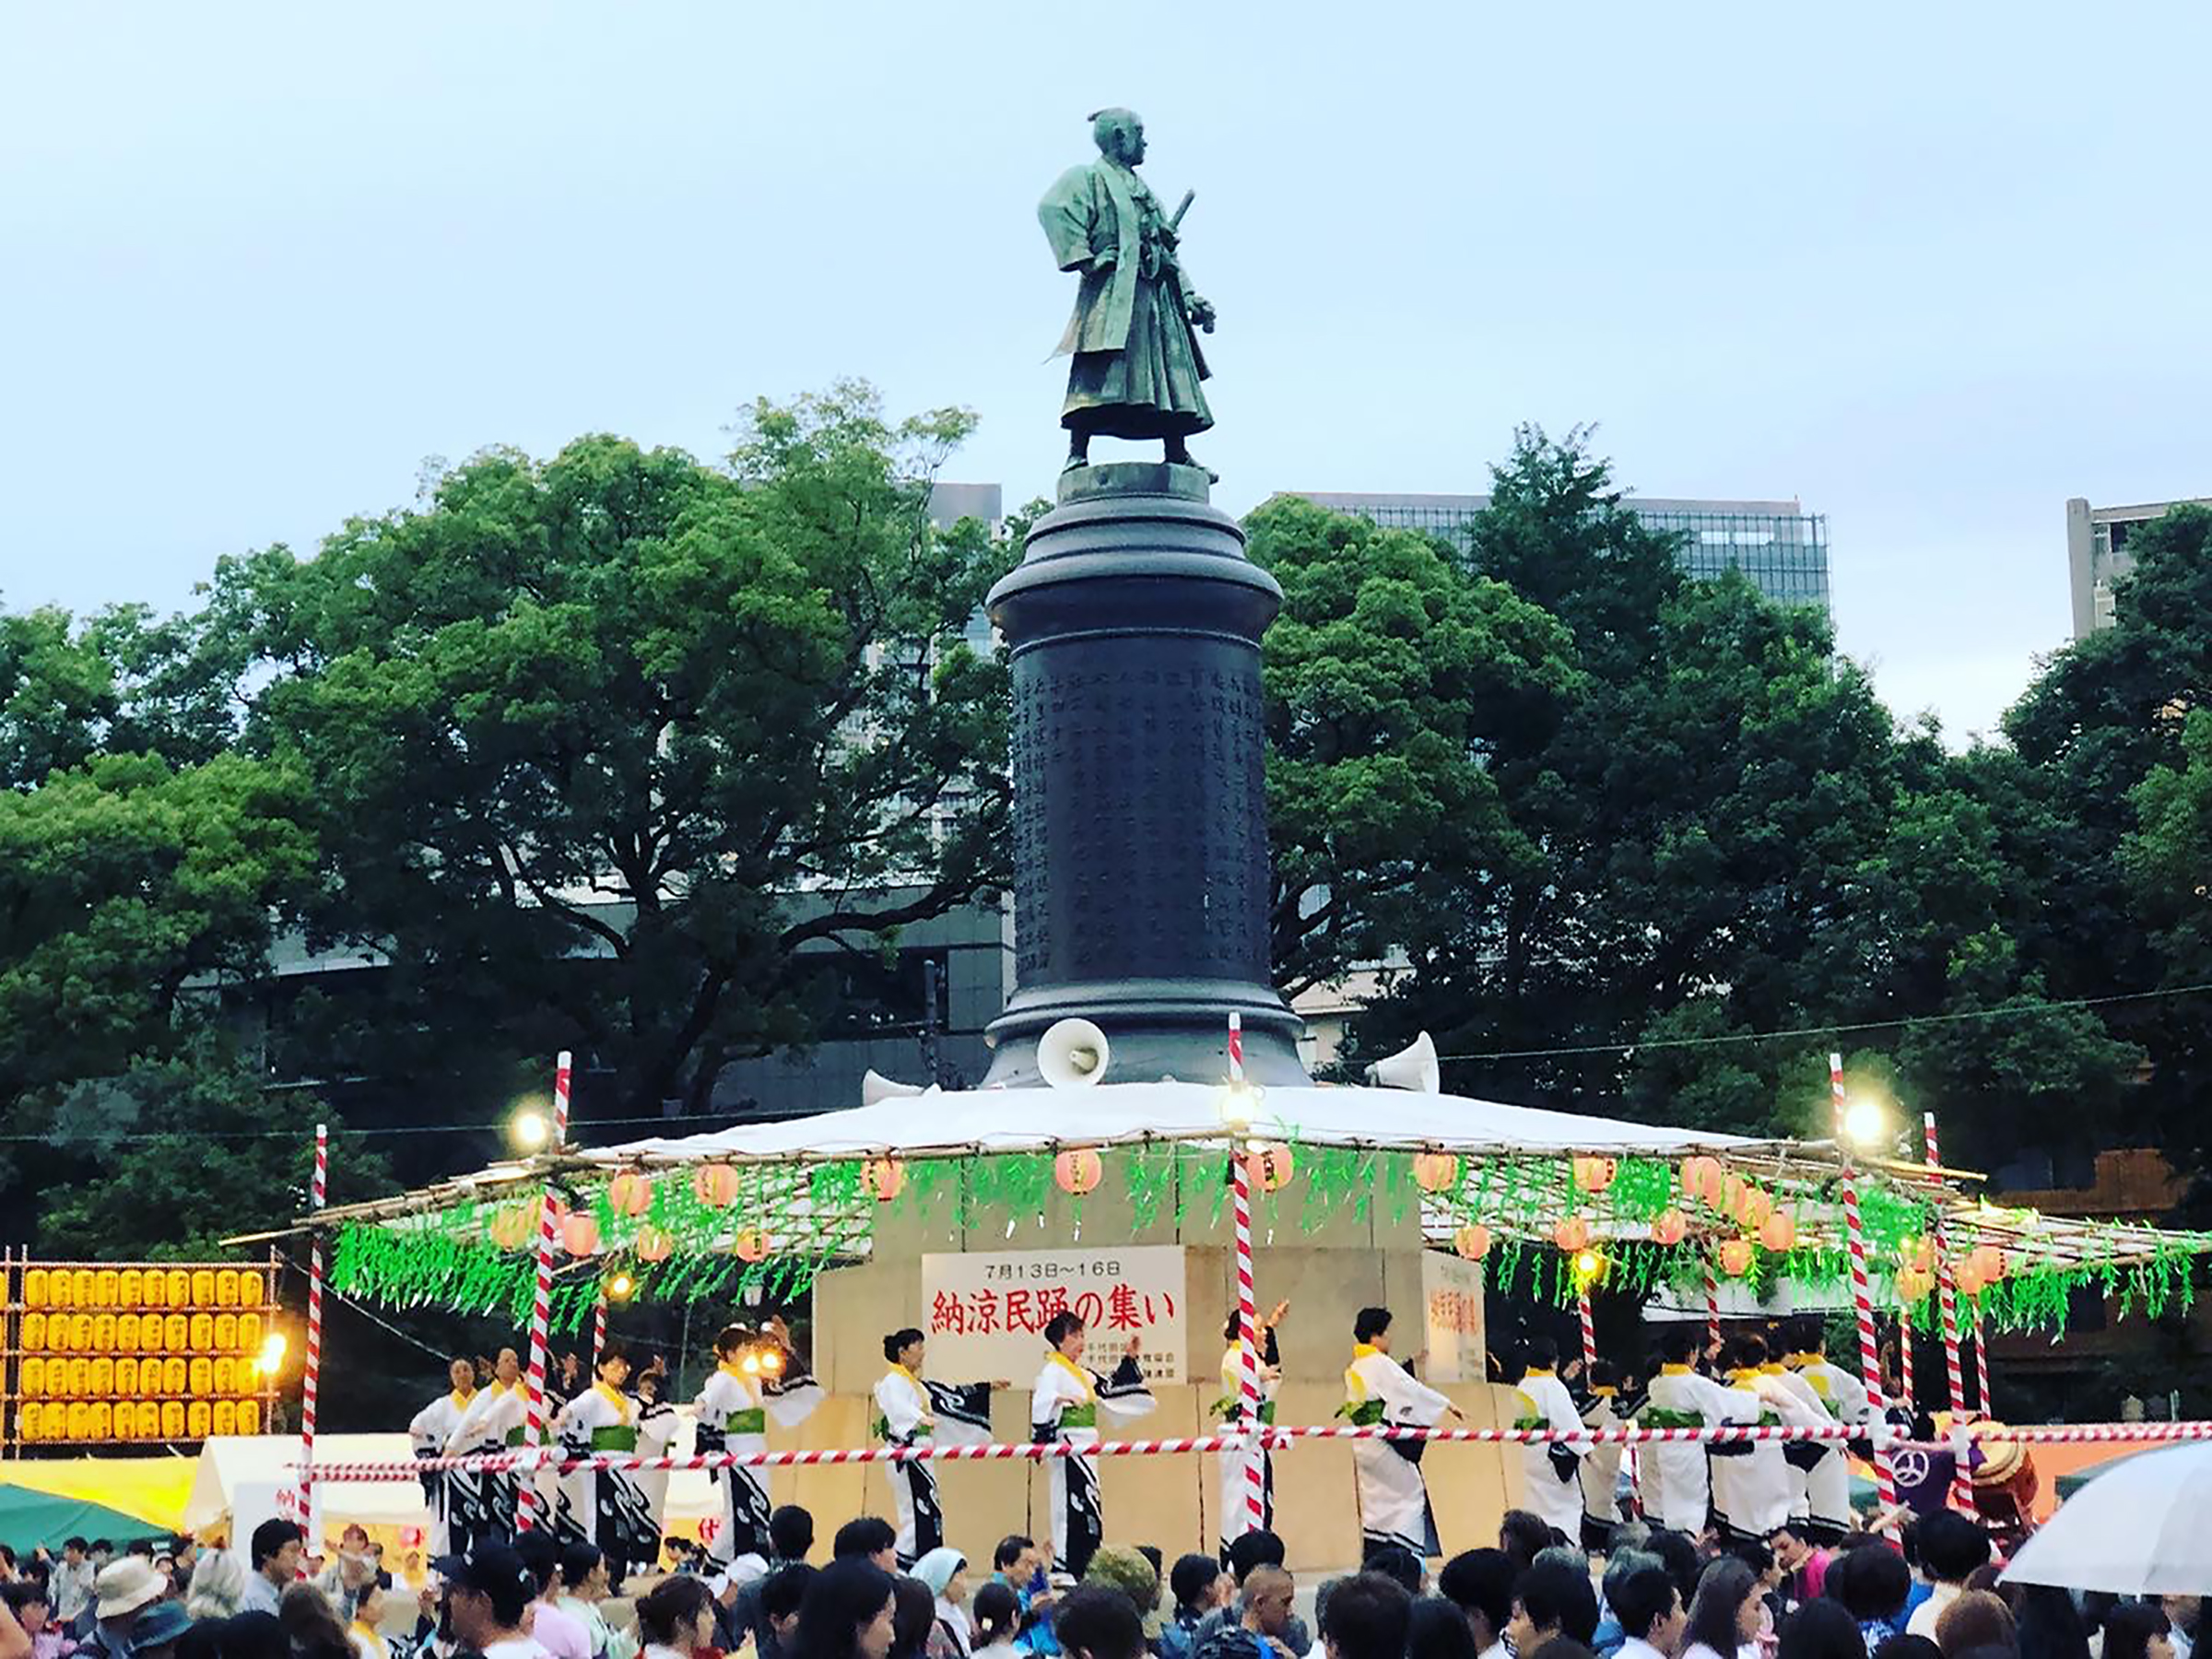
xmin=1680 ymin=1156 xmax=1725 ymax=1208
xmin=1968 ymin=1244 xmax=2007 ymax=1284
xmin=119 ymin=1270 xmax=143 ymax=1308
xmin=1954 ymin=1260 xmax=1987 ymax=1298
xmin=1453 ymin=1224 xmax=1491 ymax=1261
xmin=607 ymin=1171 xmax=653 ymax=1218
xmin=1759 ymin=1208 xmax=1798 ymax=1253
xmin=1553 ymin=1216 xmax=1592 ymax=1253
xmin=1737 ymin=1187 xmax=1774 ymax=1230
xmin=488 ymin=1204 xmax=534 ymax=1252
xmin=241 ymin=1270 xmax=265 ymax=1306
xmin=560 ymin=1213 xmax=601 ymax=1257
xmin=635 ymin=1226 xmax=674 ymax=1264
xmin=215 ymin=1269 xmax=240 ymax=1308
xmin=1572 ymin=1156 xmax=1617 ymax=1194
xmin=24 ymin=1270 xmax=50 ymax=1310
xmin=1717 ymin=1237 xmax=1756 ymax=1277
xmin=141 ymin=1271 xmax=166 ymax=1310
xmin=1650 ymin=1207 xmax=1689 ymax=1247
xmin=733 ymin=1230 xmax=771 ymax=1264
xmin=693 ymin=1163 xmax=742 ymax=1207
xmin=1721 ymin=1174 xmax=1749 ymax=1219
xmin=863 ymin=1158 xmax=906 ymax=1202
xmin=1244 ymin=1143 xmax=1295 ymax=1194
xmin=1904 ymin=1236 xmax=1935 ymax=1273
xmin=238 ymin=1400 xmax=261 ymax=1435
xmin=188 ymin=1269 xmax=213 ymax=1307
xmin=1411 ymin=1152 xmax=1461 ymax=1194
xmin=1895 ymin=1265 xmax=1935 ymax=1303
xmin=1054 ymin=1149 xmax=1104 ymax=1195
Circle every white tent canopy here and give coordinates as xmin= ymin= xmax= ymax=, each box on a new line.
xmin=580 ymin=1080 xmax=1767 ymax=1168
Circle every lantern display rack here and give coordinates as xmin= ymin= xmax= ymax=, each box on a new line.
xmin=0 ymin=1250 xmax=285 ymax=1453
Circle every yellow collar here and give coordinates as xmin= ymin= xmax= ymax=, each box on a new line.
xmin=450 ymin=1389 xmax=475 ymax=1409
xmin=1046 ymin=1350 xmax=1095 ymax=1402
xmin=1352 ymin=1343 xmax=1382 ymax=1361
xmin=1593 ymin=1385 xmax=1618 ymax=1398
xmin=888 ymin=1362 xmax=921 ymax=1386
xmin=1525 ymin=1367 xmax=1556 ymax=1379
xmin=1759 ymin=1363 xmax=1784 ymax=1375
xmin=1790 ymin=1352 xmax=1823 ymax=1368
xmin=1729 ymin=1369 xmax=1762 ymax=1386
xmin=720 ymin=1359 xmax=752 ymax=1380
xmin=1661 ymin=1363 xmax=1692 ymax=1376
xmin=593 ymin=1381 xmax=630 ymax=1414
xmin=485 ymin=1379 xmax=512 ymax=1396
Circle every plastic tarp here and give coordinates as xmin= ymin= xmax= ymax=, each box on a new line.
xmin=0 ymin=1456 xmax=196 ymax=1534
xmin=582 ymin=1079 xmax=1760 ymax=1166
xmin=0 ymin=1486 xmax=171 ymax=1551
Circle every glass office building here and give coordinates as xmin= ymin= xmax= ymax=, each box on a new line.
xmin=1289 ymin=491 xmax=1832 ymax=614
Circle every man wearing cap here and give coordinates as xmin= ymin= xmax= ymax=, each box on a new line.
xmin=435 ymin=1543 xmax=548 ymax=1659
xmin=80 ymin=1559 xmax=164 ymax=1659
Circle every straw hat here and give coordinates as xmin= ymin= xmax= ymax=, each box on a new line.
xmin=95 ymin=1558 xmax=168 ymax=1620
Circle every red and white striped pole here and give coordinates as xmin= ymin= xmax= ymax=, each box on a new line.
xmin=1831 ymin=1053 xmax=1899 ymax=1509
xmin=1900 ymin=1312 xmax=1915 ymax=1412
xmin=1924 ymin=1112 xmax=1975 ymax=1511
xmin=1578 ymin=1291 xmax=1598 ymax=1370
xmin=298 ymin=1122 xmax=328 ymax=1530
xmin=1703 ymin=1251 xmax=1721 ymax=1354
xmin=593 ymin=1294 xmax=607 ymax=1370
xmin=1228 ymin=1014 xmax=1265 ymax=1538
xmin=1972 ymin=1312 xmax=1994 ymax=1417
xmin=519 ymin=1052 xmax=571 ymax=1529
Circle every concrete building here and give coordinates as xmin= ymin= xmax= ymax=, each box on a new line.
xmin=1289 ymin=491 xmax=1833 ymax=614
xmin=2065 ymin=495 xmax=2212 ymax=638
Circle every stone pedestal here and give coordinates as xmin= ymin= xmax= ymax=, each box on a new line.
xmin=982 ymin=464 xmax=1306 ymax=1087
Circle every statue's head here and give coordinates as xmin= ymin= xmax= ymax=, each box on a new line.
xmin=1088 ymin=107 xmax=1146 ymax=166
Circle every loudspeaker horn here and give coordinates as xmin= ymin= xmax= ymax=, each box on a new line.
xmin=862 ymin=1069 xmax=926 ymax=1108
xmin=1037 ymin=1018 xmax=1112 ymax=1088
xmin=1366 ymin=1030 xmax=1441 ymax=1094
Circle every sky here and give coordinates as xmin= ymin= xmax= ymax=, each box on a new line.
xmin=5 ymin=2 xmax=2209 ymax=746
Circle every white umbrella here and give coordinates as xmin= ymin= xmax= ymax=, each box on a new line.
xmin=2001 ymin=1441 xmax=2212 ymax=1594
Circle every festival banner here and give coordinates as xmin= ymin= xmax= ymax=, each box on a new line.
xmin=921 ymin=1246 xmax=1189 ymax=1385
xmin=1420 ymin=1249 xmax=1486 ymax=1383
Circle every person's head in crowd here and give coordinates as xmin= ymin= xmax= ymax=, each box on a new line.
xmin=1646 ymin=1531 xmax=1704 ymax=1613
xmin=1829 ymin=1542 xmax=1910 ymax=1632
xmin=248 ymin=1520 xmax=303 ymax=1590
xmin=1055 ymin=1586 xmax=1147 ymax=1659
xmin=1226 ymin=1531 xmax=1288 ymax=1586
xmin=2 ymin=1583 xmax=48 ymax=1638
xmin=1725 ymin=1536 xmax=1778 ymax=1593
xmin=438 ymin=1543 xmax=535 ymax=1651
xmin=64 ymin=1540 xmax=88 ymax=1569
xmin=184 ymin=1549 xmax=247 ymax=1623
xmin=1508 ymin=1560 xmax=1601 ymax=1655
xmin=213 ymin=1611 xmax=288 ymax=1659
xmin=2161 ymin=1600 xmax=2202 ymax=1648
xmin=1658 ymin=1324 xmax=1703 ymax=1368
xmin=1534 ymin=1547 xmax=1590 ymax=1582
xmin=2009 ymin=1584 xmax=2089 ymax=1659
xmin=1771 ymin=1525 xmax=1822 ymax=1576
xmin=1500 ymin=1511 xmax=1555 ymax=1573
xmin=971 ymin=1583 xmax=1023 ymax=1653
xmin=277 ymin=1582 xmax=351 ymax=1659
xmin=1439 ymin=1549 xmax=1517 ymax=1654
xmin=1043 ymin=1312 xmax=1088 ymax=1359
xmin=1612 ymin=1522 xmax=1654 ymax=1555
xmin=833 ymin=1518 xmax=900 ymax=1573
xmin=914 ymin=1549 xmax=972 ymax=1618
xmin=1408 ymin=1595 xmax=1484 ymax=1659
xmin=638 ymin=1574 xmax=719 ymax=1658
xmin=94 ymin=1558 xmax=168 ymax=1637
xmin=1241 ymin=1568 xmax=1296 ymax=1642
xmin=1524 ymin=1334 xmax=1561 ymax=1376
xmin=1170 ymin=1555 xmax=1229 ymax=1620
xmin=1361 ymin=1545 xmax=1424 ymax=1598
xmin=1527 ymin=1642 xmax=1601 ymax=1659
xmin=1610 ymin=1564 xmax=1687 ymax=1658
xmin=1083 ymin=1547 xmax=1161 ymax=1638
xmin=1871 ymin=1635 xmax=1943 ymax=1659
xmin=795 ymin=1559 xmax=899 ymax=1659
xmin=771 ymin=1505 xmax=816 ymax=1564
xmin=1778 ymin=1599 xmax=1867 ymax=1659
xmin=1135 ymin=1547 xmax=1163 ymax=1581
xmin=890 ymin=1575 xmax=937 ymax=1659
xmin=1915 ymin=1513 xmax=1993 ymax=1592
xmin=561 ymin=1544 xmax=609 ymax=1604
xmin=1684 ymin=1558 xmax=1764 ymax=1659
xmin=91 ymin=1542 xmax=114 ymax=1568
xmin=2099 ymin=1603 xmax=2174 ymax=1659
xmin=512 ymin=1530 xmax=561 ymax=1601
xmin=763 ymin=1565 xmax=818 ymax=1648
xmin=1353 ymin=1307 xmax=1395 ymax=1353
xmin=993 ymin=1536 xmax=1039 ymax=1584
xmin=1934 ymin=1592 xmax=2016 ymax=1659
xmin=1322 ymin=1572 xmax=1414 ymax=1659
xmin=124 ymin=1540 xmax=155 ymax=1562
xmin=348 ymin=1575 xmax=388 ymax=1636
xmin=129 ymin=1599 xmax=194 ymax=1659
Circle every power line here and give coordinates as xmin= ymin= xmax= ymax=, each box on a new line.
xmin=1438 ymin=979 xmax=2212 ymax=1064
xmin=3 ymin=1110 xmax=764 ymax=1147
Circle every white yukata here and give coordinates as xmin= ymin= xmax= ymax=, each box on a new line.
xmin=694 ymin=1353 xmax=823 ymax=1566
xmin=630 ymin=1390 xmax=681 ymax=1551
xmin=875 ymin=1366 xmax=995 ymax=1567
xmin=1574 ymin=1385 xmax=1626 ymax=1544
xmin=1792 ymin=1353 xmax=1871 ymax=1540
xmin=1030 ymin=1349 xmax=1156 ymax=1579
xmin=446 ymin=1380 xmax=528 ymax=1547
xmin=1214 ymin=1329 xmax=1281 ymax=1556
xmin=1710 ymin=1368 xmax=1812 ymax=1539
xmin=1763 ymin=1361 xmax=1834 ymax=1531
xmin=1514 ymin=1368 xmax=1586 ymax=1544
xmin=1344 ymin=1343 xmax=1453 ymax=1559
xmin=408 ymin=1386 xmax=477 ymax=1556
xmin=553 ymin=1382 xmax=677 ymax=1579
xmin=1637 ymin=1363 xmax=1760 ymax=1535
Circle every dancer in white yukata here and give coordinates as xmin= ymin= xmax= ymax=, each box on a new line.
xmin=1712 ymin=1334 xmax=1823 ymax=1540
xmin=629 ymin=1366 xmax=680 ymax=1553
xmin=874 ymin=1327 xmax=1005 ymax=1568
xmin=1029 ymin=1312 xmax=1155 ymax=1580
xmin=552 ymin=1346 xmax=677 ymax=1584
xmin=408 ymin=1357 xmax=479 ymax=1556
xmin=1636 ymin=1324 xmax=1759 ymax=1535
xmin=1512 ymin=1335 xmax=1587 ymax=1545
xmin=1785 ymin=1319 xmax=1869 ymax=1543
xmin=445 ymin=1347 xmax=527 ymax=1547
xmin=1342 ymin=1305 xmax=1462 ymax=1560
xmin=1214 ymin=1300 xmax=1288 ymax=1559
xmin=694 ymin=1317 xmax=822 ymax=1568
xmin=1574 ymin=1360 xmax=1638 ymax=1549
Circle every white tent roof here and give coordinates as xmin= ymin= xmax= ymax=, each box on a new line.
xmin=583 ymin=1080 xmax=1763 ymax=1168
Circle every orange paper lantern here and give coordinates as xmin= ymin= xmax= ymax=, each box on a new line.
xmin=733 ymin=1230 xmax=771 ymax=1264
xmin=1737 ymin=1187 xmax=1774 ymax=1230
xmin=1651 ymin=1207 xmax=1689 ymax=1247
xmin=1553 ymin=1216 xmax=1592 ymax=1253
xmin=1904 ymin=1236 xmax=1936 ymax=1273
xmin=607 ymin=1171 xmax=653 ymax=1218
xmin=487 ymin=1204 xmax=533 ymax=1252
xmin=1244 ymin=1143 xmax=1295 ymax=1194
xmin=863 ymin=1158 xmax=906 ymax=1202
xmin=1759 ymin=1208 xmax=1797 ymax=1253
xmin=1453 ymin=1224 xmax=1491 ymax=1261
xmin=560 ymin=1213 xmax=601 ymax=1256
xmin=1053 ymin=1149 xmax=1104 ymax=1195
xmin=1968 ymin=1244 xmax=2007 ymax=1284
xmin=1954 ymin=1261 xmax=1987 ymax=1298
xmin=635 ymin=1226 xmax=674 ymax=1263
xmin=693 ymin=1164 xmax=741 ymax=1207
xmin=1895 ymin=1265 xmax=1934 ymax=1303
xmin=1717 ymin=1237 xmax=1756 ymax=1277
xmin=1411 ymin=1152 xmax=1461 ymax=1194
xmin=1572 ymin=1156 xmax=1617 ymax=1194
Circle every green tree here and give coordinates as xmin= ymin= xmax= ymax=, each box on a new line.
xmin=1 ymin=606 xmax=117 ymax=788
xmin=213 ymin=383 xmax=1015 ymax=1123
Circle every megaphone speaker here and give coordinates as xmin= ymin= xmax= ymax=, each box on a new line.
xmin=862 ymin=1069 xmax=927 ymax=1108
xmin=1037 ymin=1018 xmax=1112 ymax=1089
xmin=1366 ymin=1030 xmax=1441 ymax=1094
